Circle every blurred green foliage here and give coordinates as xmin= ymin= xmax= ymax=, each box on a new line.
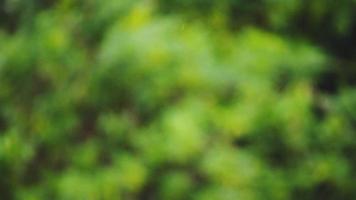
xmin=1 ymin=0 xmax=356 ymax=199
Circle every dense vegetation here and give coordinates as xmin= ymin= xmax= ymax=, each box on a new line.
xmin=1 ymin=1 xmax=356 ymax=199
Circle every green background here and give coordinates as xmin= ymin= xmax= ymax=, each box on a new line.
xmin=1 ymin=0 xmax=356 ymax=199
